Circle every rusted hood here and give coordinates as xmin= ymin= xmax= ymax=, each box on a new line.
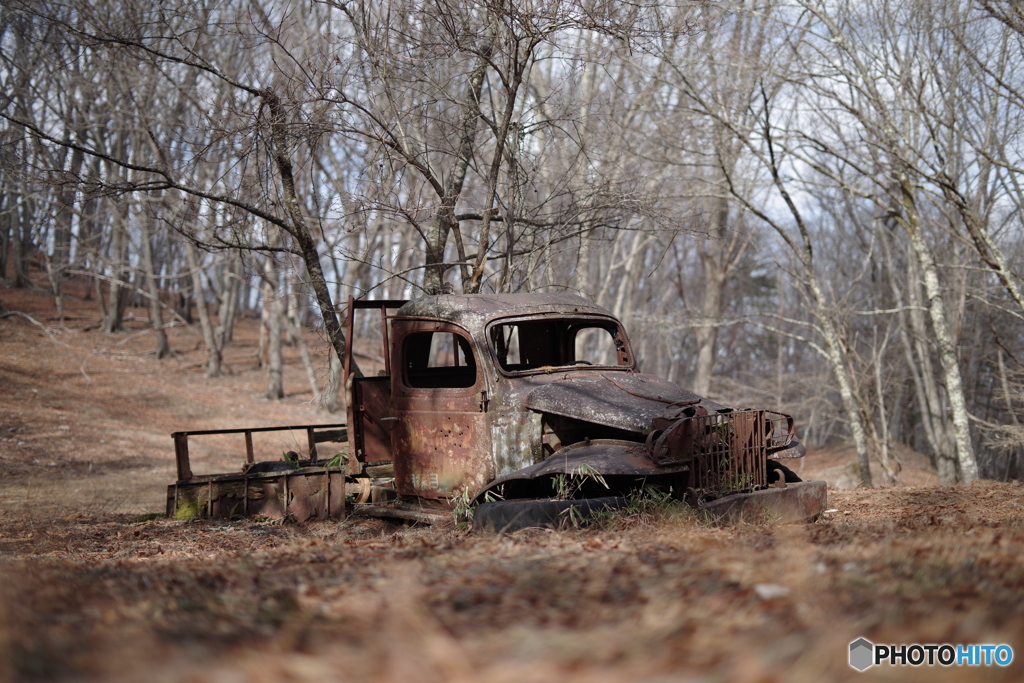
xmin=524 ymin=372 xmax=723 ymax=433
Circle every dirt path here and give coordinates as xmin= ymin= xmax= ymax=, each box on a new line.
xmin=2 ymin=284 xmax=1023 ymax=682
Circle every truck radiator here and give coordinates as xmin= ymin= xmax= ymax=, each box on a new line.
xmin=689 ymin=410 xmax=767 ymax=495
xmin=647 ymin=409 xmax=768 ymax=496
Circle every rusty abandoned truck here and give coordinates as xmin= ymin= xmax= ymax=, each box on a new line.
xmin=167 ymin=294 xmax=827 ymax=530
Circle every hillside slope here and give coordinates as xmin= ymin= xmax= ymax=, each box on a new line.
xmin=1 ymin=283 xmax=1022 ymax=682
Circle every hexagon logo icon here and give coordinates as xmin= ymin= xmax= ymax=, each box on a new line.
xmin=849 ymin=638 xmax=874 ymax=671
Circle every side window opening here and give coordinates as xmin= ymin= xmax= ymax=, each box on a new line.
xmin=404 ymin=331 xmax=477 ymax=388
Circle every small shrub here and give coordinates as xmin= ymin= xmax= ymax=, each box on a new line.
xmin=172 ymin=500 xmax=204 ymax=521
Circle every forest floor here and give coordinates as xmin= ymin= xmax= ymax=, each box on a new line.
xmin=1 ymin=277 xmax=1023 ymax=682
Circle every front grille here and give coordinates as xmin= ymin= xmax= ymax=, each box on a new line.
xmin=688 ymin=410 xmax=767 ymax=496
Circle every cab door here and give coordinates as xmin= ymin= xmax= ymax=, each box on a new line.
xmin=342 ymin=298 xmax=406 ymax=473
xmin=389 ymin=320 xmax=491 ymax=500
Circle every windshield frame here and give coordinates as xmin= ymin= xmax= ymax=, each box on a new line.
xmin=485 ymin=313 xmax=636 ymax=377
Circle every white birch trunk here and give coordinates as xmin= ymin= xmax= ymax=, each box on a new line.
xmin=899 ymin=177 xmax=977 ymax=483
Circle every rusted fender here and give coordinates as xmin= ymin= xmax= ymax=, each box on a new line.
xmin=471 ymin=438 xmax=686 ymax=504
xmin=698 ymin=480 xmax=827 ymax=525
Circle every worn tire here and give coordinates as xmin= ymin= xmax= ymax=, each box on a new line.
xmin=767 ymin=459 xmax=802 ymax=483
xmin=473 ymin=496 xmax=628 ymax=533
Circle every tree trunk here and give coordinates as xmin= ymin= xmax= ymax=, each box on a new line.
xmin=262 ymin=88 xmax=361 ymax=378
xmin=898 ymin=176 xmax=978 ymax=483
xmin=465 ymin=34 xmax=529 ymax=294
xmin=101 ymin=205 xmax=129 ymax=334
xmin=693 ymin=181 xmax=743 ymax=396
xmin=12 ymin=190 xmax=34 ymax=288
xmin=816 ymin=284 xmax=874 ymax=487
xmin=870 ymin=325 xmax=898 ymax=483
xmin=184 ymin=239 xmax=221 ymax=378
xmin=262 ymin=253 xmax=284 ymax=400
xmin=49 ymin=142 xmax=84 ymax=323
xmin=215 ymin=251 xmax=241 ymax=348
xmin=286 ymin=266 xmax=321 ymax=405
xmin=77 ymin=156 xmax=104 ymax=302
xmin=0 ymin=189 xmax=9 ymax=282
xmin=321 ymin=347 xmax=343 ymax=414
xmin=140 ymin=208 xmax=170 ymax=359
xmin=692 ymin=200 xmax=729 ymax=395
xmin=422 ymin=36 xmax=494 ymax=294
xmin=887 ymin=229 xmax=957 ymax=481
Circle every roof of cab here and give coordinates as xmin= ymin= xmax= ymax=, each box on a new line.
xmin=394 ymin=293 xmax=615 ymax=329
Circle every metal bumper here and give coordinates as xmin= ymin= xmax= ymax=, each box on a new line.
xmin=698 ymin=480 xmax=827 ymax=525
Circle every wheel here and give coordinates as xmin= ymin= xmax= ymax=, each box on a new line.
xmin=350 ymin=477 xmax=372 ymax=504
xmin=767 ymin=459 xmax=802 ymax=484
xmin=473 ymin=496 xmax=628 ymax=533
